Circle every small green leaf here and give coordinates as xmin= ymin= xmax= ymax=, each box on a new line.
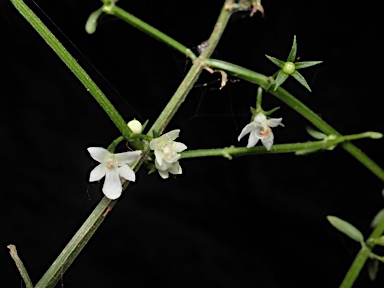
xmin=274 ymin=70 xmax=289 ymax=90
xmin=265 ymin=55 xmax=285 ymax=69
xmin=85 ymin=8 xmax=103 ymax=34
xmin=367 ymin=259 xmax=379 ymax=281
xmin=287 ymin=35 xmax=297 ymax=62
xmin=306 ymin=126 xmax=327 ymax=140
xmin=295 ymin=147 xmax=321 ymax=155
xmin=370 ymin=209 xmax=384 ymax=228
xmin=291 ymin=70 xmax=312 ymax=92
xmin=327 ymin=215 xmax=364 ymax=243
xmin=295 ymin=61 xmax=323 ymax=69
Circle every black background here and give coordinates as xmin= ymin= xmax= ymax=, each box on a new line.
xmin=1 ymin=0 xmax=384 ymax=287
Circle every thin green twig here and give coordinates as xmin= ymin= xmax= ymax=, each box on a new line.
xmin=180 ymin=132 xmax=382 ymax=159
xmin=204 ymin=59 xmax=384 ymax=182
xmin=147 ymin=0 xmax=235 ymax=135
xmin=7 ymin=245 xmax=34 ymax=288
xmin=104 ymin=5 xmax=197 ymax=61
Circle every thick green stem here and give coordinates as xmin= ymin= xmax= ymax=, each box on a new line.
xmin=104 ymin=5 xmax=197 ymax=61
xmin=10 ymin=0 xmax=134 ymax=141
xmin=180 ymin=132 xmax=382 ymax=159
xmin=204 ymin=59 xmax=384 ymax=182
xmin=340 ymin=217 xmax=384 ymax=288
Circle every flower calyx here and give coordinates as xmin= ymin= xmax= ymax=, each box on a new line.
xmin=265 ymin=35 xmax=323 ymax=92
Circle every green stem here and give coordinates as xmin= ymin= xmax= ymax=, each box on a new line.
xmin=7 ymin=245 xmax=34 ymax=288
xmin=204 ymin=59 xmax=384 ymax=182
xmin=10 ymin=0 xmax=134 ymax=141
xmin=180 ymin=132 xmax=382 ymax=159
xmin=147 ymin=0 xmax=235 ymax=135
xmin=9 ymin=1 xmax=235 ymax=287
xmin=340 ymin=217 xmax=384 ymax=288
xmin=104 ymin=5 xmax=197 ymax=61
xmin=34 ymin=197 xmax=114 ymax=288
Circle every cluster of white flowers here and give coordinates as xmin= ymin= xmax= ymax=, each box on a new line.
xmin=149 ymin=129 xmax=187 ymax=179
xmin=87 ymin=123 xmax=188 ymax=199
xmin=238 ymin=112 xmax=282 ymax=150
xmin=87 ymin=113 xmax=281 ymax=200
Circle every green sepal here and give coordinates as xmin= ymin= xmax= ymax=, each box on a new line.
xmin=295 ymin=61 xmax=323 ymax=69
xmin=274 ymin=70 xmax=289 ymax=90
xmin=291 ymin=70 xmax=312 ymax=92
xmin=263 ymin=106 xmax=280 ymax=116
xmin=287 ymin=35 xmax=297 ymax=62
xmin=147 ymin=162 xmax=157 ymax=175
xmin=265 ymin=55 xmax=285 ymax=69
xmin=152 ymin=130 xmax=161 ymax=138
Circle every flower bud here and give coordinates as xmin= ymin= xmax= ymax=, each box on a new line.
xmin=282 ymin=62 xmax=296 ymax=74
xmin=127 ymin=119 xmax=143 ymax=134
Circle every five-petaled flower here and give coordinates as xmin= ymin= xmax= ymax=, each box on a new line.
xmin=87 ymin=147 xmax=142 ymax=199
xmin=150 ymin=129 xmax=187 ymax=179
xmin=238 ymin=113 xmax=282 ymax=150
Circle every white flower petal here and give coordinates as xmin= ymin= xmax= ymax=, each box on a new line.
xmin=165 ymin=153 xmax=181 ymax=164
xmin=118 ymin=165 xmax=136 ymax=182
xmin=261 ymin=132 xmax=274 ymax=150
xmin=89 ymin=164 xmax=107 ymax=181
xmin=158 ymin=169 xmax=169 ymax=179
xmin=238 ymin=122 xmax=255 ymax=141
xmin=87 ymin=147 xmax=111 ymax=163
xmin=163 ymin=129 xmax=180 ymax=141
xmin=266 ymin=118 xmax=283 ymax=128
xmin=149 ymin=138 xmax=158 ymax=150
xmin=154 ymin=150 xmax=163 ymax=166
xmin=247 ymin=130 xmax=260 ymax=148
xmin=114 ymin=150 xmax=142 ymax=164
xmin=169 ymin=162 xmax=182 ymax=175
xmin=173 ymin=141 xmax=187 ymax=152
xmin=103 ymin=168 xmax=122 ymax=199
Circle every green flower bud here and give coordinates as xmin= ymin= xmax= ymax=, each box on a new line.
xmin=282 ymin=62 xmax=296 ymax=74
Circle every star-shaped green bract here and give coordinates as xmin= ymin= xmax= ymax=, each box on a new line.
xmin=265 ymin=35 xmax=323 ymax=92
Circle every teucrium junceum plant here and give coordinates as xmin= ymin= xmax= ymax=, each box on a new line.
xmin=8 ymin=0 xmax=384 ymax=287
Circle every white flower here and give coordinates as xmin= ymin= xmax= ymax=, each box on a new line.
xmin=155 ymin=160 xmax=182 ymax=179
xmin=238 ymin=113 xmax=282 ymax=150
xmin=149 ymin=129 xmax=187 ymax=178
xmin=87 ymin=147 xmax=142 ymax=199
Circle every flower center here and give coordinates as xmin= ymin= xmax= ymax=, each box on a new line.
xmin=282 ymin=61 xmax=296 ymax=74
xmin=259 ymin=127 xmax=271 ymax=138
